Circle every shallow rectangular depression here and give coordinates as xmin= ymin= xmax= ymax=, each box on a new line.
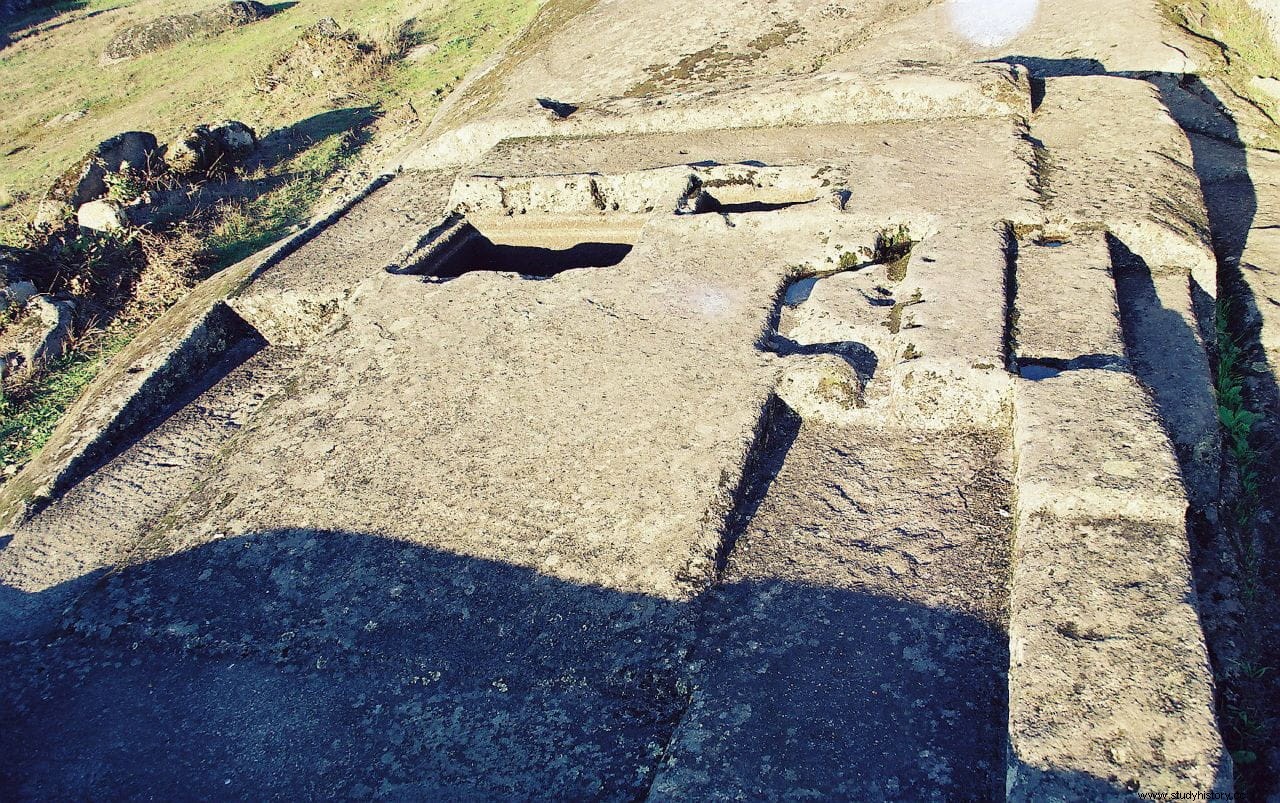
xmin=391 ymin=214 xmax=639 ymax=280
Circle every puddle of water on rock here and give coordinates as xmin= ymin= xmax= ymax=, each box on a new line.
xmin=1019 ymin=364 xmax=1062 ymax=380
xmin=783 ymin=277 xmax=818 ymax=307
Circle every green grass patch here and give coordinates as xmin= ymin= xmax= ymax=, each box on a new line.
xmin=0 ymin=326 xmax=133 ymax=472
xmin=1215 ymin=297 xmax=1264 ymax=607
xmin=1165 ymin=0 xmax=1280 ymax=147
xmin=204 ymin=126 xmax=362 ymax=268
xmin=0 ymin=0 xmax=540 ymax=226
xmin=433 ymin=0 xmax=594 ymax=130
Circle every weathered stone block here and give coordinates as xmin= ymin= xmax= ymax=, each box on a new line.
xmin=1008 ymin=513 xmax=1229 ymax=801
xmin=1014 ymin=369 xmax=1187 ymax=523
xmin=1034 ymin=75 xmax=1216 ymax=297
xmin=1014 ymin=233 xmax=1126 ymax=368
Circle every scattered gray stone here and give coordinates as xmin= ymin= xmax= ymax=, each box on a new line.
xmin=0 ymin=245 xmax=26 ymax=286
xmin=102 ymin=2 xmax=272 ymax=62
xmin=46 ymin=131 xmax=159 ymax=210
xmin=43 ymin=109 xmax=88 ymax=129
xmin=165 ymin=131 xmax=214 ymax=176
xmin=0 ymin=281 xmax=37 ymax=315
xmin=208 ymin=120 xmax=258 ymax=160
xmin=76 ymin=199 xmax=127 ymax=232
xmin=405 ymin=41 xmax=439 ymax=61
xmin=166 ymin=120 xmax=257 ymax=176
xmin=32 ymin=199 xmax=72 ymax=231
xmin=310 ymin=17 xmax=343 ymax=38
xmin=0 ymin=296 xmax=74 ymax=381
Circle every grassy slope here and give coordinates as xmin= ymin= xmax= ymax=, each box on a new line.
xmin=0 ymin=0 xmax=540 ymax=474
xmin=1165 ymin=0 xmax=1280 ymax=147
xmin=0 ymin=0 xmax=539 ymax=224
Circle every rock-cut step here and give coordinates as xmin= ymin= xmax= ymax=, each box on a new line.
xmin=0 ymin=344 xmax=304 ymax=642
xmin=649 ymin=422 xmax=1013 ymax=801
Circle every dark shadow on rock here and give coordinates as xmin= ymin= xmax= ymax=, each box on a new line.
xmin=989 ymin=54 xmax=1108 ymax=78
xmin=428 ymin=238 xmax=633 ymax=279
xmin=766 ymin=333 xmax=879 ymax=381
xmin=0 ymin=530 xmax=690 ymax=800
xmin=536 ymin=97 xmax=578 ymax=119
xmin=0 ymin=526 xmax=1145 ymax=800
xmin=1109 ymin=235 xmax=1221 ymax=515
xmin=711 ymin=199 xmax=812 ymax=214
xmin=661 ymin=572 xmax=1009 ymax=800
xmin=713 ymin=397 xmax=801 ymax=575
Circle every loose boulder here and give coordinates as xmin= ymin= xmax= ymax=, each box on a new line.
xmin=76 ymin=199 xmax=127 ymax=232
xmin=0 ymin=296 xmax=74 ymax=382
xmin=32 ymin=200 xmax=72 ymax=231
xmin=0 ymin=282 xmax=36 ymax=316
xmin=0 ymin=249 xmax=43 ymax=307
xmin=102 ymin=2 xmax=272 ymax=62
xmin=165 ymin=120 xmax=258 ymax=176
xmin=209 ymin=120 xmax=258 ymax=160
xmin=45 ymin=131 xmax=159 ymax=211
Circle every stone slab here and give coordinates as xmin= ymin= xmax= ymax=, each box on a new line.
xmin=1014 ymin=369 xmax=1189 ymax=524
xmin=1240 ymin=226 xmax=1280 ymax=370
xmin=652 ymin=426 xmax=1013 ymax=801
xmin=411 ymin=63 xmax=1029 ymax=169
xmin=1008 ymin=513 xmax=1229 ymax=800
xmin=1009 ymin=363 xmax=1228 ymax=798
xmin=460 ymin=118 xmax=1039 ymax=229
xmin=1014 ymin=232 xmax=1127 ymax=368
xmin=1033 ymin=75 xmax=1216 ymax=296
xmin=146 ymin=210 xmax=843 ymax=601
xmin=890 ymin=225 xmax=1013 ymax=430
xmin=233 ymin=169 xmax=455 ymax=345
xmin=773 ymin=222 xmax=1014 ymax=430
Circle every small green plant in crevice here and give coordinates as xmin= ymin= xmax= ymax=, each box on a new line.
xmin=1215 ymin=297 xmax=1263 ymax=599
xmin=875 ymin=225 xmax=915 ymax=283
xmin=102 ymin=169 xmax=147 ymax=205
xmin=1214 ymin=292 xmax=1277 ymax=802
xmin=1230 ymin=702 xmax=1266 ymax=753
